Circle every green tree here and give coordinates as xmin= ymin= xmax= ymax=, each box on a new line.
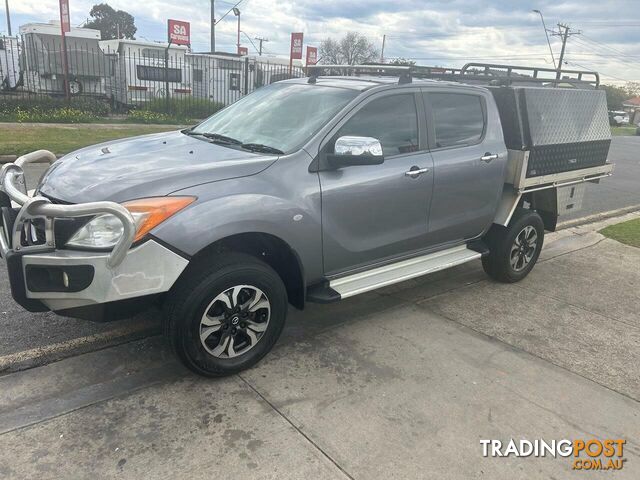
xmin=600 ymin=84 xmax=629 ymax=110
xmin=84 ymin=3 xmax=136 ymax=40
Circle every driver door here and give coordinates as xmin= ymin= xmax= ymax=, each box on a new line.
xmin=318 ymin=91 xmax=434 ymax=275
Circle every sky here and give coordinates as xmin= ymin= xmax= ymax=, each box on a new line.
xmin=3 ymin=0 xmax=640 ymax=85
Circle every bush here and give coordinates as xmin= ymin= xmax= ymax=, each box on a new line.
xmin=141 ymin=97 xmax=223 ymax=120
xmin=0 ymin=106 xmax=98 ymax=123
xmin=126 ymin=109 xmax=174 ymax=124
xmin=0 ymin=96 xmax=110 ymax=116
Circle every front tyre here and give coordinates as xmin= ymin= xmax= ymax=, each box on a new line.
xmin=165 ymin=253 xmax=287 ymax=377
xmin=482 ymin=210 xmax=544 ymax=283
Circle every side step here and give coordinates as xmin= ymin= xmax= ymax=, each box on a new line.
xmin=329 ymin=245 xmax=482 ymax=300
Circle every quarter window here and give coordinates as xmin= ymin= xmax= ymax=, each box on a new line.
xmin=337 ymin=94 xmax=419 ymax=156
xmin=428 ymin=93 xmax=484 ymax=148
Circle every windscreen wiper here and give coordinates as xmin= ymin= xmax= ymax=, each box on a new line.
xmin=241 ymin=143 xmax=284 ymax=154
xmin=183 ymin=130 xmax=242 ymax=145
xmin=201 ymin=133 xmax=242 ymax=145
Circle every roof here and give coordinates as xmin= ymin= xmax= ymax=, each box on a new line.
xmin=623 ymin=97 xmax=640 ymax=107
xmin=20 ymin=21 xmax=101 ymax=39
xmin=283 ymin=75 xmax=484 ymax=92
xmin=99 ymin=39 xmax=188 ymax=51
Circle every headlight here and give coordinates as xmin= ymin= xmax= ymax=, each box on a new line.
xmin=66 ymin=196 xmax=195 ymax=249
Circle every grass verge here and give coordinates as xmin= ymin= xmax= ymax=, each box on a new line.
xmin=600 ymin=218 xmax=640 ymax=248
xmin=611 ymin=126 xmax=638 ymax=136
xmin=0 ymin=123 xmax=183 ymax=156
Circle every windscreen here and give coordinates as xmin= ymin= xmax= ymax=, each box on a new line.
xmin=191 ymin=82 xmax=359 ymax=154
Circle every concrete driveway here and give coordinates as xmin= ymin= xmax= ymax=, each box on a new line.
xmin=0 ymin=215 xmax=638 ymax=479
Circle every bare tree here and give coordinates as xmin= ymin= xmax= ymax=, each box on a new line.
xmin=319 ymin=32 xmax=379 ymax=65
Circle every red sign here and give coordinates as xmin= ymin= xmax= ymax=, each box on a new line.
xmin=59 ymin=0 xmax=71 ymax=33
xmin=238 ymin=46 xmax=248 ymax=56
xmin=306 ymin=46 xmax=318 ymax=65
xmin=290 ymin=32 xmax=304 ymax=60
xmin=168 ymin=19 xmax=190 ymax=46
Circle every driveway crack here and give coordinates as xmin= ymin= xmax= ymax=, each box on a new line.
xmin=237 ymin=374 xmax=356 ymax=480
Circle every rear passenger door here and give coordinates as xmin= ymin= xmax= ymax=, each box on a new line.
xmin=423 ymin=89 xmax=507 ymax=246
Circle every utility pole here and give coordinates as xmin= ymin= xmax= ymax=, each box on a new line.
xmin=4 ymin=0 xmax=11 ymax=36
xmin=254 ymin=36 xmax=268 ymax=56
xmin=380 ymin=34 xmax=386 ymax=63
xmin=210 ymin=0 xmax=215 ymax=53
xmin=553 ymin=23 xmax=580 ymax=80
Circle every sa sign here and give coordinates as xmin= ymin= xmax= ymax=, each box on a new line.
xmin=290 ymin=32 xmax=304 ymax=60
xmin=168 ymin=19 xmax=190 ymax=46
xmin=306 ymin=46 xmax=318 ymax=65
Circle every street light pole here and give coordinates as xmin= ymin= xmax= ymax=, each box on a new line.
xmin=233 ymin=7 xmax=241 ymax=55
xmin=532 ymin=9 xmax=556 ymax=70
xmin=4 ymin=0 xmax=11 ymax=36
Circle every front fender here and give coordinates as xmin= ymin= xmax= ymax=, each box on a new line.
xmin=150 ymin=169 xmax=323 ymax=283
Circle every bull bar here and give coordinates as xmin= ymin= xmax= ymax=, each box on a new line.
xmin=0 ymin=150 xmax=136 ymax=267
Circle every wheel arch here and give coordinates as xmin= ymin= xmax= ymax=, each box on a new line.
xmin=186 ymin=232 xmax=306 ymax=310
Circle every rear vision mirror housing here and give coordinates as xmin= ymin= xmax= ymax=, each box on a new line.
xmin=326 ymin=136 xmax=384 ymax=169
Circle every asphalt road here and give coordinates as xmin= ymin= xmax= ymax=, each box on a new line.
xmin=1 ymin=136 xmax=638 ymax=369
xmin=562 ymin=136 xmax=640 ymax=221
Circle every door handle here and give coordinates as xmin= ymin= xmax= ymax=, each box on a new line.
xmin=481 ymin=153 xmax=499 ymax=163
xmin=405 ymin=167 xmax=429 ymax=178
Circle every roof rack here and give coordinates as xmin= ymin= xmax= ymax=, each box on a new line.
xmin=459 ymin=63 xmax=600 ymax=88
xmin=305 ymin=62 xmax=600 ymax=89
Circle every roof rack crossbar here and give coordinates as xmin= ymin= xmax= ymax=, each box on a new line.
xmin=306 ymin=64 xmax=413 ymax=85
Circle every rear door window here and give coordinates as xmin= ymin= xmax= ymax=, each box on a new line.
xmin=427 ymin=93 xmax=485 ymax=148
xmin=337 ymin=94 xmax=419 ymax=156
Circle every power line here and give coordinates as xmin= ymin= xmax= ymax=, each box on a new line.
xmin=241 ymin=31 xmax=260 ymax=54
xmin=565 ymin=60 xmax=633 ymax=82
xmin=579 ymin=33 xmax=636 ymax=59
xmin=568 ymin=37 xmax=640 ymax=71
xmin=216 ymin=0 xmax=246 ymax=25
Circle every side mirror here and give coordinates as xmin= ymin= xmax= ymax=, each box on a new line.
xmin=326 ymin=136 xmax=384 ymax=168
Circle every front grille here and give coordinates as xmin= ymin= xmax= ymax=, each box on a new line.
xmin=24 ymin=216 xmax=93 ymax=248
xmin=2 ymin=192 xmax=92 ymax=249
xmin=28 ymin=194 xmax=93 ymax=247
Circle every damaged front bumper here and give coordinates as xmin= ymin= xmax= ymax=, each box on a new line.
xmin=0 ymin=150 xmax=188 ymax=317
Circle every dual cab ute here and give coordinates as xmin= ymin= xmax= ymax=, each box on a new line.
xmin=0 ymin=64 xmax=613 ymax=376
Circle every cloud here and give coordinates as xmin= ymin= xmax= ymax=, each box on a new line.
xmin=4 ymin=0 xmax=639 ymax=82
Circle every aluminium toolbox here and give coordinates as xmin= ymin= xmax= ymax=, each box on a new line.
xmin=488 ymin=86 xmax=611 ymax=177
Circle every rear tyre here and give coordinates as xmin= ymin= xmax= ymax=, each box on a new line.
xmin=482 ymin=209 xmax=544 ymax=283
xmin=164 ymin=252 xmax=288 ymax=377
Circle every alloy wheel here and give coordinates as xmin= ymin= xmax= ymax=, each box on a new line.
xmin=199 ymin=285 xmax=271 ymax=358
xmin=510 ymin=225 xmax=538 ymax=272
